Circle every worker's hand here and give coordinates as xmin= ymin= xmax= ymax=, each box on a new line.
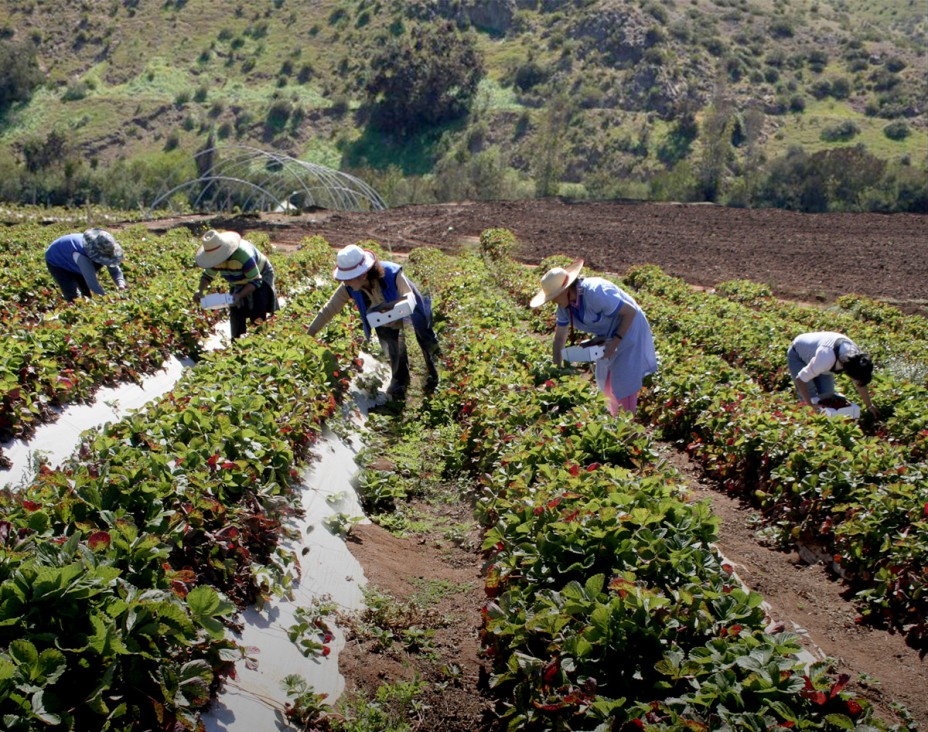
xmin=192 ymin=292 xmax=203 ymax=304
xmin=604 ymin=336 xmax=621 ymax=359
xmin=867 ymin=403 xmax=880 ymax=418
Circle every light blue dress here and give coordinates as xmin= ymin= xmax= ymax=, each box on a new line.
xmin=556 ymin=277 xmax=657 ymax=400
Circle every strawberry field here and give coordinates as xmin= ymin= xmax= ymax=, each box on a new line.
xmin=1 ymin=219 xmax=926 ymax=730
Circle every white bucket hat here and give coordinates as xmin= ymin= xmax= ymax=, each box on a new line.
xmin=333 ymin=244 xmax=376 ymax=281
xmin=529 ymin=258 xmax=584 ymax=308
xmin=82 ymin=229 xmax=123 ymax=266
xmin=196 ymin=230 xmax=241 ymax=268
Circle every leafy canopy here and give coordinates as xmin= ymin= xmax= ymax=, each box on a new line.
xmin=363 ymin=20 xmax=484 ymax=137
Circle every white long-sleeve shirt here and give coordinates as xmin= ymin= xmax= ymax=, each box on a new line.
xmin=790 ymin=331 xmax=856 ymax=382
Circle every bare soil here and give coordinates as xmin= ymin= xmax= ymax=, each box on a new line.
xmin=150 ymin=198 xmax=928 ymax=312
xmin=150 ymin=199 xmax=928 ymax=729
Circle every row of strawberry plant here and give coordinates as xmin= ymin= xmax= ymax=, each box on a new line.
xmin=637 ymin=331 xmax=928 ymax=646
xmin=0 ymin=241 xmax=364 ymax=730
xmin=715 ymin=280 xmax=928 ymax=369
xmin=629 ymin=265 xmax=928 ymax=459
xmin=475 ymin=242 xmax=928 ymax=651
xmin=402 ymin=247 xmax=895 ymax=730
xmin=0 ymin=229 xmax=330 ymax=469
xmin=712 ymin=278 xmax=928 ymax=455
xmin=590 ymin=265 xmax=928 ymax=643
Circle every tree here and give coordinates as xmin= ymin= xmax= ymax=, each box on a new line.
xmin=0 ymin=39 xmax=43 ymax=115
xmin=363 ymin=21 xmax=484 ymax=137
xmin=531 ymin=91 xmax=572 ymax=198
xmin=694 ymin=101 xmax=735 ymax=202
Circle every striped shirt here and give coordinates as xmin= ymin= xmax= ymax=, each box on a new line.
xmin=201 ymin=241 xmax=268 ymax=286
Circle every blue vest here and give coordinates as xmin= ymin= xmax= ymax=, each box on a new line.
xmin=349 ymin=262 xmax=432 ymax=340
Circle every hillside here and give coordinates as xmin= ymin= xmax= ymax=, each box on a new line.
xmin=0 ymin=0 xmax=925 ymax=211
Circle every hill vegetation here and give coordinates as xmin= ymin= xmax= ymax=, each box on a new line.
xmin=0 ymin=0 xmax=925 ymax=212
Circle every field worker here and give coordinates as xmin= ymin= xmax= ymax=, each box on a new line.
xmin=192 ymin=229 xmax=279 ymax=340
xmin=307 ymin=244 xmax=440 ymax=400
xmin=531 ymin=259 xmax=657 ymax=416
xmin=45 ymin=229 xmax=127 ymax=302
xmin=787 ymin=331 xmax=878 ymax=417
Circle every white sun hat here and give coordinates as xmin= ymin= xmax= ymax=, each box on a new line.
xmin=529 ymin=258 xmax=584 ymax=308
xmin=333 ymin=244 xmax=376 ymax=281
xmin=196 ymin=230 xmax=241 ymax=269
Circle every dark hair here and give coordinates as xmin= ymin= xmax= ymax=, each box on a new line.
xmin=843 ymin=352 xmax=873 ymax=385
xmin=364 ymin=259 xmax=385 ymax=284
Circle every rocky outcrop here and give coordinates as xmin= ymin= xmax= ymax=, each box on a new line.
xmin=567 ymin=0 xmax=655 ymax=67
xmin=415 ymin=0 xmax=517 ymax=34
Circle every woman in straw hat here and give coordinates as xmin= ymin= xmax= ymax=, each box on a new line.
xmin=45 ymin=228 xmax=127 ymax=302
xmin=531 ymin=259 xmax=657 ymax=415
xmin=307 ymin=244 xmax=440 ymax=400
xmin=193 ymin=229 xmax=279 ymax=340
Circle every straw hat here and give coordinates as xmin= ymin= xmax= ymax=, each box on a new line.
xmin=196 ymin=230 xmax=241 ymax=268
xmin=529 ymin=258 xmax=584 ymax=308
xmin=333 ymin=244 xmax=376 ymax=281
xmin=82 ymin=229 xmax=123 ymax=266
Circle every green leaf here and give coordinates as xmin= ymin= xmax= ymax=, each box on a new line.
xmin=31 ymin=690 xmax=61 ymax=725
xmin=584 ymin=573 xmax=605 ymax=598
xmin=186 ymin=586 xmax=233 ymax=640
xmin=8 ymin=639 xmax=38 ymax=669
xmin=824 ymin=713 xmax=855 ymax=729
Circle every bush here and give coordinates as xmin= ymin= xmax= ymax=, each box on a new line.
xmin=164 ymin=130 xmax=181 ymax=151
xmin=820 ymin=120 xmax=860 ymax=141
xmin=62 ymin=80 xmax=91 ymax=101
xmin=513 ymin=60 xmax=549 ymax=92
xmin=807 ymin=49 xmax=828 ymax=73
xmin=829 ymin=76 xmax=851 ymax=99
xmin=753 ymin=145 xmax=887 ymax=212
xmin=768 ymin=17 xmax=794 ymax=38
xmin=869 ymin=68 xmax=901 ymax=92
xmin=883 ymin=121 xmax=910 ymax=141
xmin=363 ymin=21 xmax=484 ymax=136
xmin=264 ymin=99 xmax=292 ymax=135
xmin=0 ymin=39 xmax=43 ymax=114
xmin=810 ymin=79 xmax=831 ymax=100
xmin=884 ymin=56 xmax=906 ymax=73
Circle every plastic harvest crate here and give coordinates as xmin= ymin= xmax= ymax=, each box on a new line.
xmin=819 ymin=404 xmax=861 ymax=418
xmin=200 ymin=293 xmax=235 ymax=310
xmin=561 ymin=337 xmax=607 ymax=363
xmin=366 ymin=298 xmax=415 ymax=328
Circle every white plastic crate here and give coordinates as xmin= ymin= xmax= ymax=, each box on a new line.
xmin=561 ymin=338 xmax=606 ymax=363
xmin=812 ymin=395 xmax=861 ymax=419
xmin=366 ymin=298 xmax=415 ymax=328
xmin=819 ymin=403 xmax=861 ymax=419
xmin=200 ymin=293 xmax=235 ymax=310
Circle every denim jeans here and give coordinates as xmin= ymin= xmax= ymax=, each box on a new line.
xmin=787 ymin=345 xmax=835 ymax=400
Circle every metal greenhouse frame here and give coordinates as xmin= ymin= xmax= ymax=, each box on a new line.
xmin=147 ymin=145 xmax=386 ymax=214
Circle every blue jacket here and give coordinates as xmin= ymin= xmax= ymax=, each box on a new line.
xmin=45 ymin=234 xmax=95 ymax=273
xmin=349 ymin=262 xmax=432 ymax=340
